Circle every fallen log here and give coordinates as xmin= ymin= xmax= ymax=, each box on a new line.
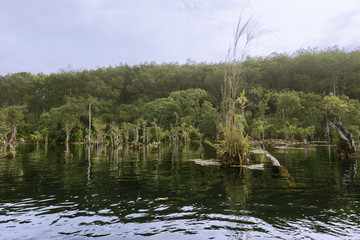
xmin=265 ymin=152 xmax=281 ymax=166
xmin=191 ymin=158 xmax=221 ymax=166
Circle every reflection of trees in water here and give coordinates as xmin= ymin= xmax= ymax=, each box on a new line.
xmin=95 ymin=143 xmax=105 ymax=157
xmin=334 ymin=158 xmax=358 ymax=194
xmin=1 ymin=146 xmax=6 ymax=154
xmin=222 ymin=167 xmax=252 ymax=209
xmin=106 ymin=142 xmax=203 ymax=185
xmin=87 ymin=145 xmax=91 ymax=184
xmin=0 ymin=152 xmax=25 ymax=184
xmin=170 ymin=142 xmax=178 ymax=160
xmin=222 ymin=164 xmax=296 ymax=212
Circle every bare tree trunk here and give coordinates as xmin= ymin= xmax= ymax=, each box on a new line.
xmin=134 ymin=121 xmax=139 ymax=148
xmin=65 ymin=142 xmax=69 ymax=153
xmin=282 ymin=108 xmax=288 ymax=140
xmin=175 ymin=127 xmax=178 ymax=142
xmin=143 ymin=124 xmax=146 ymax=144
xmin=9 ymin=118 xmax=17 ymax=146
xmin=66 ymin=130 xmax=70 ymax=143
xmin=147 ymin=128 xmax=150 ymax=143
xmin=125 ymin=132 xmax=129 ymax=144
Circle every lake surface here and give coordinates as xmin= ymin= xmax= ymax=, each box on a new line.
xmin=0 ymin=143 xmax=359 ymax=239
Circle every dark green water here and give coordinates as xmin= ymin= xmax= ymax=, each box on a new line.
xmin=0 ymin=143 xmax=359 ymax=239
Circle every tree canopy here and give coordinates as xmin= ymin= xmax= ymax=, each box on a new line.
xmin=1 ymin=47 xmax=360 ymax=145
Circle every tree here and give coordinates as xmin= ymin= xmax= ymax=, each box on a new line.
xmin=133 ymin=121 xmax=140 ymax=148
xmin=109 ymin=122 xmax=122 ymax=148
xmin=139 ymin=119 xmax=148 ymax=144
xmin=297 ymin=126 xmax=315 ymax=144
xmin=92 ymin=119 xmax=107 ymax=143
xmin=152 ymin=121 xmax=164 ymax=144
xmin=2 ymin=105 xmax=26 ymax=146
xmin=276 ymin=91 xmax=303 ymax=139
xmin=47 ymin=97 xmax=86 ymax=143
xmin=141 ymin=97 xmax=179 ymax=130
xmin=324 ymin=93 xmax=353 ymax=123
xmin=38 ymin=112 xmax=51 ymax=144
xmin=169 ymin=88 xmax=207 ymax=118
xmin=199 ymin=101 xmax=218 ymax=139
xmin=252 ymin=118 xmax=271 ymax=140
xmin=324 ymin=93 xmax=356 ymax=157
xmin=30 ymin=130 xmax=42 ymax=146
xmin=122 ymin=122 xmax=134 ymax=144
xmin=0 ymin=109 xmax=11 ymax=145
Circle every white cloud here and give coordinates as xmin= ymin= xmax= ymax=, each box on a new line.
xmin=0 ymin=0 xmax=359 ymax=75
xmin=248 ymin=0 xmax=360 ymax=56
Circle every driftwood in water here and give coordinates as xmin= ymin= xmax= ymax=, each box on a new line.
xmin=265 ymin=152 xmax=280 ymax=166
xmin=328 ymin=121 xmax=356 ymax=158
xmin=191 ymin=158 xmax=221 ymax=166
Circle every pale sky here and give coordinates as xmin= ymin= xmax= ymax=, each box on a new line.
xmin=1 ymin=0 xmax=359 ymax=75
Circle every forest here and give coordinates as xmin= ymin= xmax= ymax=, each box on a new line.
xmin=1 ymin=47 xmax=360 ymax=150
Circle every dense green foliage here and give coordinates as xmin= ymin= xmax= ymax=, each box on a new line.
xmin=1 ymin=48 xmax=360 ymax=145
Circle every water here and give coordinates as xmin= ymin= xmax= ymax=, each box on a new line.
xmin=0 ymin=143 xmax=359 ymax=239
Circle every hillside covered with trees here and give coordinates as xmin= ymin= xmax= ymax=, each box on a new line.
xmin=1 ymin=47 xmax=360 ymax=147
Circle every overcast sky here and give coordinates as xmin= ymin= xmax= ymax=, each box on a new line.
xmin=1 ymin=0 xmax=359 ymax=75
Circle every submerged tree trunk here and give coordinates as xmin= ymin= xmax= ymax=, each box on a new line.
xmin=143 ymin=125 xmax=146 ymax=144
xmin=110 ymin=134 xmax=114 ymax=148
xmin=88 ymin=103 xmax=91 ymax=143
xmin=147 ymin=128 xmax=150 ymax=143
xmin=133 ymin=122 xmax=139 ymax=149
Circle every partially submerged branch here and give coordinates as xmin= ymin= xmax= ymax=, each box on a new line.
xmin=252 ymin=148 xmax=295 ymax=187
xmin=265 ymin=152 xmax=280 ymax=166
